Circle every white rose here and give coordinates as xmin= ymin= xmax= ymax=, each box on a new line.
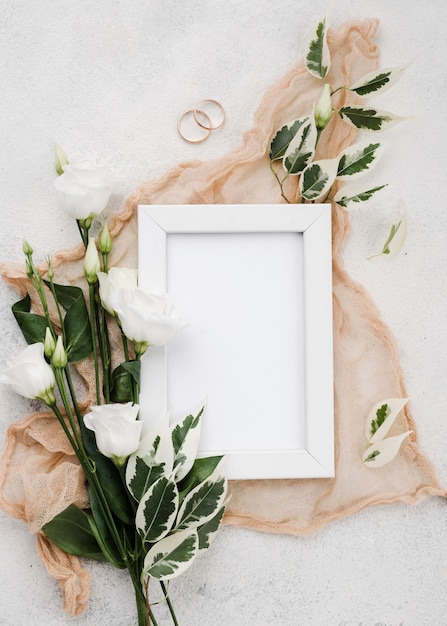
xmin=0 ymin=342 xmax=56 ymax=405
xmin=110 ymin=287 xmax=186 ymax=355
xmin=97 ymin=267 xmax=138 ymax=316
xmin=54 ymin=163 xmax=115 ymax=220
xmin=83 ymin=402 xmax=142 ymax=467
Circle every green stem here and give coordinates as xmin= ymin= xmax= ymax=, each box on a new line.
xmin=129 ymin=565 xmax=158 ymax=626
xmin=160 ymin=581 xmax=179 ymax=626
xmin=269 ymin=161 xmax=290 ymax=204
xmin=88 ymin=283 xmax=102 ymax=404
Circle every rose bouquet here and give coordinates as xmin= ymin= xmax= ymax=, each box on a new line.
xmin=1 ymin=152 xmax=228 ymax=625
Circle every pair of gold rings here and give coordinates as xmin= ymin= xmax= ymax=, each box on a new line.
xmin=177 ymin=99 xmax=225 ymax=144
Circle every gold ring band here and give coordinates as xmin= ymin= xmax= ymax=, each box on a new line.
xmin=177 ymin=109 xmax=211 ymax=144
xmin=193 ymin=99 xmax=225 ymax=131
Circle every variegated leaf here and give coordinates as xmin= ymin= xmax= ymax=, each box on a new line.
xmin=369 ymin=211 xmax=408 ymax=259
xmin=176 ymin=460 xmax=227 ymax=531
xmin=269 ymin=118 xmax=308 ymax=161
xmin=336 ymin=141 xmax=383 ymax=180
xmin=339 ymin=106 xmax=403 ymax=132
xmin=304 ymin=18 xmax=330 ymax=80
xmin=197 ymin=506 xmax=226 ymax=552
xmin=349 ymin=66 xmax=407 ymax=97
xmin=126 ymin=412 xmax=174 ymax=500
xmin=366 ymin=397 xmax=409 ymax=444
xmin=171 ymin=406 xmax=203 ymax=482
xmin=283 ymin=116 xmax=317 ymax=175
xmin=334 ymin=183 xmax=387 ymax=209
xmin=299 ymin=157 xmax=339 ymax=201
xmin=136 ymin=476 xmax=179 ymax=544
xmin=363 ymin=431 xmax=412 ymax=468
xmin=143 ymin=528 xmax=199 ymax=581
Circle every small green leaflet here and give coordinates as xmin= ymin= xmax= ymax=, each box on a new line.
xmin=197 ymin=507 xmax=225 ymax=552
xmin=171 ymin=407 xmax=203 ymax=481
xmin=368 ymin=211 xmax=408 ymax=259
xmin=136 ymin=476 xmax=178 ymax=544
xmin=370 ymin=404 xmax=390 ymax=438
xmin=333 ymin=184 xmax=387 ymax=209
xmin=364 ymin=450 xmax=381 ymax=462
xmin=269 ymin=118 xmax=308 ymax=161
xmin=338 ymin=106 xmax=403 ymax=132
xmin=283 ymin=117 xmax=317 ymax=175
xmin=336 ymin=141 xmax=383 ymax=180
xmin=304 ymin=18 xmax=330 ymax=80
xmin=349 ymin=66 xmax=407 ymax=97
xmin=299 ymin=158 xmax=338 ymax=201
xmin=363 ymin=431 xmax=412 ymax=468
xmin=143 ymin=528 xmax=199 ymax=581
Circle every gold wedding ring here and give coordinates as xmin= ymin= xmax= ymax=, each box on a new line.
xmin=178 ymin=99 xmax=225 ymax=143
xmin=193 ymin=99 xmax=225 ymax=131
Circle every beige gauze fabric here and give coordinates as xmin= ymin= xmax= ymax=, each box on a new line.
xmin=0 ymin=19 xmax=445 ymax=615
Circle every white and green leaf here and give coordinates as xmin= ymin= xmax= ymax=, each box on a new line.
xmin=299 ymin=157 xmax=339 ymax=201
xmin=197 ymin=506 xmax=226 ymax=552
xmin=368 ymin=211 xmax=408 ymax=259
xmin=283 ymin=116 xmax=317 ymax=175
xmin=339 ymin=106 xmax=404 ymax=132
xmin=143 ymin=528 xmax=199 ymax=581
xmin=269 ymin=118 xmax=309 ymax=161
xmin=176 ymin=460 xmax=227 ymax=531
xmin=334 ymin=183 xmax=387 ymax=209
xmin=349 ymin=65 xmax=407 ymax=97
xmin=304 ymin=18 xmax=330 ymax=80
xmin=336 ymin=140 xmax=383 ymax=180
xmin=136 ymin=476 xmax=179 ymax=544
xmin=363 ymin=431 xmax=412 ymax=468
xmin=171 ymin=406 xmax=203 ymax=482
xmin=366 ymin=397 xmax=409 ymax=444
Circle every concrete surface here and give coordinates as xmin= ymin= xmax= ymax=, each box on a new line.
xmin=1 ymin=1 xmax=446 ymax=624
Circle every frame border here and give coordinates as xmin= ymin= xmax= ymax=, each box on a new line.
xmin=138 ymin=204 xmax=334 ymax=479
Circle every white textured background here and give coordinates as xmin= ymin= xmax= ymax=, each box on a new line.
xmin=1 ymin=1 xmax=447 ymax=625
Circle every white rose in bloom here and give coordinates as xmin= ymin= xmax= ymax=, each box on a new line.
xmin=0 ymin=342 xmax=55 ymax=405
xmin=83 ymin=402 xmax=142 ymax=467
xmin=54 ymin=163 xmax=115 ymax=220
xmin=110 ymin=287 xmax=186 ymax=355
xmin=97 ymin=267 xmax=138 ymax=316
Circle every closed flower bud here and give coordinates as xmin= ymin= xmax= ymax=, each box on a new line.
xmin=98 ymin=222 xmax=112 ymax=255
xmin=52 ymin=335 xmax=68 ymax=368
xmin=44 ymin=327 xmax=56 ymax=358
xmin=84 ymin=237 xmax=100 ymax=284
xmin=0 ymin=343 xmax=56 ymax=405
xmin=22 ymin=240 xmax=33 ymax=257
xmin=314 ymin=83 xmax=333 ymax=130
xmin=46 ymin=256 xmax=55 ymax=281
xmin=83 ymin=402 xmax=142 ymax=467
xmin=54 ymin=144 xmax=69 ymax=176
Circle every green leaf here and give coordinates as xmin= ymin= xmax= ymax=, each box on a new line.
xmin=363 ymin=431 xmax=412 ymax=468
xmin=349 ymin=66 xmax=407 ymax=97
xmin=81 ymin=420 xmax=134 ymax=525
xmin=110 ymin=360 xmax=141 ymax=402
xmin=177 ymin=456 xmax=224 ymax=503
xmin=12 ymin=294 xmax=48 ymax=345
xmin=136 ymin=476 xmax=178 ymax=544
xmin=42 ymin=504 xmax=109 ymax=562
xmin=127 ymin=456 xmax=166 ymax=502
xmin=337 ymin=141 xmax=383 ymax=180
xmin=269 ymin=118 xmax=308 ymax=161
xmin=87 ymin=485 xmax=127 ymax=568
xmin=45 ymin=282 xmax=93 ymax=362
xmin=334 ymin=184 xmax=387 ymax=209
xmin=365 ymin=397 xmax=409 ymax=444
xmin=176 ymin=461 xmax=227 ymax=531
xmin=283 ymin=117 xmax=317 ymax=175
xmin=338 ymin=106 xmax=403 ymax=132
xmin=143 ymin=528 xmax=199 ymax=581
xmin=171 ymin=407 xmax=203 ymax=481
xmin=197 ymin=506 xmax=225 ymax=552
xmin=304 ymin=18 xmax=330 ymax=79
xmin=299 ymin=157 xmax=339 ymax=201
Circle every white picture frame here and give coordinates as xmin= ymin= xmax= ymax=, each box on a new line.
xmin=138 ymin=204 xmax=334 ymax=480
